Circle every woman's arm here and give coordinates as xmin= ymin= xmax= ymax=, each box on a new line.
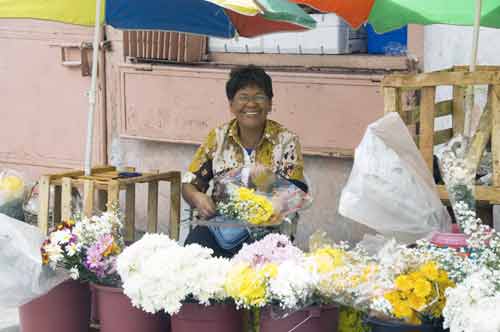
xmin=182 ymin=183 xmax=216 ymax=219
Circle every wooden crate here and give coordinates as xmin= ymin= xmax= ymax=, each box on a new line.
xmin=382 ymin=66 xmax=500 ymax=204
xmin=37 ymin=166 xmax=181 ymax=241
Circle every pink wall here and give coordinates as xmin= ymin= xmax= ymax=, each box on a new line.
xmin=0 ymin=19 xmax=106 ymax=182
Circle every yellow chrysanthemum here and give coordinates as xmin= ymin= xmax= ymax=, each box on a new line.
xmin=225 ymin=263 xmax=267 ymax=307
xmin=419 ymin=262 xmax=439 ymax=281
xmin=391 ymin=301 xmax=413 ymax=320
xmin=394 ymin=275 xmax=413 ymax=292
xmin=413 ymin=279 xmax=432 ymax=298
xmin=407 ymin=293 xmax=426 ymax=311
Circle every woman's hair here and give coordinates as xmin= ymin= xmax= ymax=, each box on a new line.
xmin=225 ymin=64 xmax=273 ymax=101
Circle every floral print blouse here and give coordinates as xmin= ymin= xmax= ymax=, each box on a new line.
xmin=182 ymin=119 xmax=305 ymax=193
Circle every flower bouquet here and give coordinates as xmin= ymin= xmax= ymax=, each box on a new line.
xmin=41 ymin=210 xmax=124 ymax=286
xmin=116 ymin=233 xmax=232 ymax=315
xmin=117 ymin=233 xmax=242 ymax=332
xmin=225 ymin=234 xmax=340 ymax=332
xmin=209 ymin=164 xmax=312 ymax=228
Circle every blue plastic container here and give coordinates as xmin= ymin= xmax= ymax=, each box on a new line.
xmin=365 ymin=24 xmax=407 ymax=55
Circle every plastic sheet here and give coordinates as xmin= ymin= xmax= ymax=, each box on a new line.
xmin=0 ymin=213 xmax=68 ymax=307
xmin=339 ymin=113 xmax=451 ymax=244
xmin=211 ymin=164 xmax=312 ymax=227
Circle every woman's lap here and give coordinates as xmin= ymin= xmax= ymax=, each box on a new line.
xmin=184 ymin=226 xmax=249 ymax=258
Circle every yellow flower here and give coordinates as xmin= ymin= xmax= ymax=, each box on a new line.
xmin=0 ymin=175 xmax=23 ymax=192
xmin=225 ymin=264 xmax=267 ymax=307
xmin=419 ymin=262 xmax=439 ymax=281
xmin=407 ymin=293 xmax=426 ymax=311
xmin=392 ymin=301 xmax=413 ymax=320
xmin=413 ymin=279 xmax=432 ymax=298
xmin=395 ymin=275 xmax=413 ymax=292
xmin=258 ymin=263 xmax=278 ymax=279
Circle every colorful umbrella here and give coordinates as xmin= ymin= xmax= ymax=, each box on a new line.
xmin=0 ymin=0 xmax=316 ymax=38
xmin=0 ymin=0 xmax=316 ymax=175
xmin=289 ymin=0 xmax=500 ymax=33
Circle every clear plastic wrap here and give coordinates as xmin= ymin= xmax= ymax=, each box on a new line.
xmin=210 ymin=164 xmax=313 ymax=227
xmin=0 ymin=213 xmax=68 ymax=307
xmin=339 ymin=113 xmax=452 ymax=244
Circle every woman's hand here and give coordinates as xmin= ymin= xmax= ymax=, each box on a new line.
xmin=192 ymin=191 xmax=216 ymax=219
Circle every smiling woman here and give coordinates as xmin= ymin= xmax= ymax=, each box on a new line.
xmin=181 ymin=64 xmax=308 ymax=257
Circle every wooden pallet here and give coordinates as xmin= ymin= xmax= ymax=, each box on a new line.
xmin=382 ymin=65 xmax=500 ymax=204
xmin=37 ymin=165 xmax=181 ymax=241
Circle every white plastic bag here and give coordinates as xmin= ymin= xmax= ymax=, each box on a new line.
xmin=0 ymin=213 xmax=68 ymax=307
xmin=339 ymin=113 xmax=451 ymax=244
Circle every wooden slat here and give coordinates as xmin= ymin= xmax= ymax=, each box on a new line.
xmin=466 ymin=86 xmax=493 ymax=173
xmin=437 ymin=185 xmax=500 ymax=204
xmin=403 ymin=100 xmax=453 ymax=125
xmin=419 ymin=87 xmax=436 ymax=171
xmin=452 ymin=65 xmax=500 ymax=72
xmin=123 ymin=31 xmax=130 ymax=57
xmin=168 ymin=32 xmax=178 ymax=61
xmin=129 ymin=31 xmax=137 ymax=57
xmin=118 ymin=171 xmax=180 ymax=185
xmin=136 ymin=31 xmax=143 ymax=58
xmin=382 ymin=71 xmax=500 ymax=88
xmin=107 ymin=180 xmax=120 ymax=208
xmin=169 ymin=174 xmax=181 ymax=241
xmin=147 ymin=181 xmax=159 ymax=233
xmin=83 ymin=180 xmax=95 ymax=217
xmin=152 ymin=31 xmax=159 ymax=59
xmin=491 ymin=85 xmax=500 ymax=186
xmin=145 ymin=31 xmax=151 ymax=58
xmin=61 ymin=177 xmax=72 ymax=220
xmin=162 ymin=32 xmax=170 ymax=59
xmin=44 ymin=166 xmax=115 ymax=180
xmin=53 ymin=185 xmax=62 ymax=225
xmin=177 ymin=33 xmax=186 ymax=63
xmin=125 ymin=184 xmax=136 ymax=242
xmin=97 ymin=190 xmax=108 ymax=211
xmin=452 ymin=86 xmax=466 ymax=135
xmin=38 ymin=176 xmax=51 ymax=234
xmin=433 ymin=128 xmax=453 ymax=145
xmin=383 ymin=87 xmax=401 ymax=115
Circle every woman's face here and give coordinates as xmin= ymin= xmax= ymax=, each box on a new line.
xmin=230 ymin=85 xmax=271 ymax=131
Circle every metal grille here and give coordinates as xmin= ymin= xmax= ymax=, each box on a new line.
xmin=124 ymin=31 xmax=207 ymax=63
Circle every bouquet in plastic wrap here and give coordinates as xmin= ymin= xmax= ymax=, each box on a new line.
xmin=212 ymin=165 xmax=312 ymax=227
xmin=41 ymin=208 xmax=124 ymax=286
xmin=0 ymin=169 xmax=27 ymax=221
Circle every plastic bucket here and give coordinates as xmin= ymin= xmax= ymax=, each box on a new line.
xmin=171 ymin=302 xmax=243 ymax=332
xmin=19 ymin=280 xmax=91 ymax=332
xmin=91 ymin=283 xmax=170 ymax=332
xmin=259 ymin=305 xmax=338 ymax=332
xmin=364 ymin=317 xmax=440 ymax=332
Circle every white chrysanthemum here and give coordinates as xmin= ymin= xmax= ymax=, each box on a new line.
xmin=268 ymin=259 xmax=318 ymax=310
xmin=443 ymin=269 xmax=500 ymax=332
xmin=117 ymin=234 xmax=230 ymax=315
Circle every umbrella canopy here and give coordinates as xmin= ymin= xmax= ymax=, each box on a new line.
xmin=0 ymin=0 xmax=316 ymax=38
xmin=290 ymin=0 xmax=500 ymax=33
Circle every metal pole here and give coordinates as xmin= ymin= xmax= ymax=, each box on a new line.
xmin=84 ymin=0 xmax=103 ymax=176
